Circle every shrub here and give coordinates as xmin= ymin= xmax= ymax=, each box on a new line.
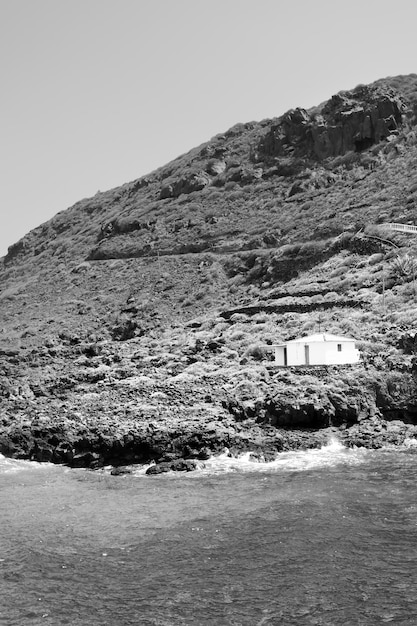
xmin=330 ymin=266 xmax=348 ymax=278
xmin=228 ymin=330 xmax=245 ymax=342
xmin=244 ymin=343 xmax=270 ymax=361
xmin=111 ymin=319 xmax=138 ymax=341
xmin=391 ymin=254 xmax=417 ymax=281
xmin=368 ymin=253 xmax=384 ymax=266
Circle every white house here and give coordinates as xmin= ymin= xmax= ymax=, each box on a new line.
xmin=273 ymin=333 xmax=360 ymax=367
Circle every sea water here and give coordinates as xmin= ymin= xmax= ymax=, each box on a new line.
xmin=1 ymin=440 xmax=417 ymax=626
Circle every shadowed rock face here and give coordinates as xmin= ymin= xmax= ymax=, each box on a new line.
xmin=260 ymin=85 xmax=405 ymax=160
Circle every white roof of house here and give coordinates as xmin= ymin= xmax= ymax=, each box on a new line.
xmin=274 ymin=333 xmax=356 ymax=346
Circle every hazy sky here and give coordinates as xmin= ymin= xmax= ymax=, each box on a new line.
xmin=1 ymin=0 xmax=417 ymax=257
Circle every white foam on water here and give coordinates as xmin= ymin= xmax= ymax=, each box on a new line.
xmin=4 ymin=434 xmax=417 ymax=478
xmin=94 ymin=462 xmax=156 ymax=477
xmin=99 ymin=436 xmax=373 ymax=479
xmin=402 ymin=437 xmax=417 ymax=448
xmin=126 ymin=462 xmax=155 ymax=476
xmin=0 ymin=453 xmax=51 ymax=474
xmin=196 ymin=436 xmax=367 ymax=476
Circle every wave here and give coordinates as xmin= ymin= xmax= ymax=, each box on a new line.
xmin=119 ymin=437 xmax=368 ymax=478
xmin=196 ymin=437 xmax=364 ymax=476
xmin=403 ymin=437 xmax=417 ymax=448
xmin=0 ymin=453 xmax=52 ymax=474
xmin=2 ymin=435 xmax=416 ymax=477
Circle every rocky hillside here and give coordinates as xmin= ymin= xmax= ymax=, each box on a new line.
xmin=2 ymin=74 xmax=417 ymax=470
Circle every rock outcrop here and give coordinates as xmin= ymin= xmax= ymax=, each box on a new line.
xmin=160 ymin=170 xmax=211 ymax=199
xmin=260 ymin=85 xmax=406 ymax=160
xmin=145 ymin=458 xmax=200 ymax=474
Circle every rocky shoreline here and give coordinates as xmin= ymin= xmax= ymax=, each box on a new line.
xmin=2 ymin=354 xmax=417 ymax=474
xmin=1 ymin=407 xmax=416 ymax=475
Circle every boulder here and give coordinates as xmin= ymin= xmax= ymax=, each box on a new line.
xmin=31 ymin=444 xmax=53 ymax=463
xmin=196 ymin=447 xmax=211 ymax=460
xmin=159 ymin=171 xmax=211 ymax=199
xmin=71 ymin=451 xmax=102 ymax=468
xmin=206 ymin=159 xmax=227 ymax=175
xmin=110 ymin=466 xmax=133 ymax=476
xmin=145 ymin=458 xmax=199 ymax=475
xmin=159 ymin=184 xmax=174 ymax=199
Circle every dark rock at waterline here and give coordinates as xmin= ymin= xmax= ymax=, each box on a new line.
xmin=71 ymin=451 xmax=102 ymax=468
xmin=30 ymin=444 xmax=54 ymax=463
xmin=145 ymin=458 xmax=200 ymax=475
xmin=182 ymin=445 xmax=212 ymax=460
xmin=1 ymin=401 xmax=416 ymax=471
xmin=110 ymin=466 xmax=133 ymax=476
xmin=196 ymin=447 xmax=211 ymax=460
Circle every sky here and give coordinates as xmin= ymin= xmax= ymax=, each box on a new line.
xmin=1 ymin=0 xmax=417 ymax=257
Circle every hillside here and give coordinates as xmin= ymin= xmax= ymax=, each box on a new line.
xmin=2 ymin=74 xmax=417 ymax=470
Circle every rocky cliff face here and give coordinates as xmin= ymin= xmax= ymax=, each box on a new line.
xmin=259 ymin=84 xmax=406 ymax=160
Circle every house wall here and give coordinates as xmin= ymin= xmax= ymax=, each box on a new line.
xmin=320 ymin=342 xmax=360 ymax=365
xmin=274 ymin=346 xmax=286 ymax=365
xmin=275 ymin=341 xmax=360 ymax=366
xmin=287 ymin=342 xmax=309 ymax=365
